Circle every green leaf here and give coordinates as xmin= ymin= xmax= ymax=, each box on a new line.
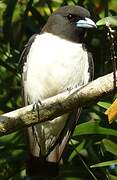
xmin=96 ymin=16 xmax=117 ymax=27
xmin=108 ymin=174 xmax=117 ymax=180
xmin=97 ymin=101 xmax=111 ymax=109
xmin=73 ymin=121 xmax=117 ymax=137
xmin=68 ymin=140 xmax=85 ymax=162
xmin=101 ymin=139 xmax=117 ymax=156
xmin=90 ymin=160 xmax=117 ymax=168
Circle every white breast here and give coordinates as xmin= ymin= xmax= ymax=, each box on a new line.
xmin=24 ymin=32 xmax=89 ymax=102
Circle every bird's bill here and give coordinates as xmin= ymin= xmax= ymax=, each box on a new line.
xmin=76 ymin=17 xmax=96 ymax=28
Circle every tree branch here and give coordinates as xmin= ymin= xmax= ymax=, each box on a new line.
xmin=0 ymin=72 xmax=116 ymax=136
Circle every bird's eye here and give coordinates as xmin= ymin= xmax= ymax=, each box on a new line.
xmin=67 ymin=14 xmax=73 ymax=20
xmin=66 ymin=14 xmax=80 ymax=23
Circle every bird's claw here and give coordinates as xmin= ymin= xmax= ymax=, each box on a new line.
xmin=67 ymin=84 xmax=80 ymax=93
xmin=33 ymin=100 xmax=42 ymax=121
xmin=33 ymin=100 xmax=42 ymax=111
xmin=67 ymin=87 xmax=72 ymax=93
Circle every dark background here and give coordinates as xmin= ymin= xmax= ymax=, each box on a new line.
xmin=0 ymin=0 xmax=117 ymax=179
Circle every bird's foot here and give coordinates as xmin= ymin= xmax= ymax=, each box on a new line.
xmin=33 ymin=100 xmax=42 ymax=110
xmin=67 ymin=87 xmax=73 ymax=93
xmin=67 ymin=84 xmax=78 ymax=93
xmin=67 ymin=84 xmax=82 ymax=93
xmin=33 ymin=100 xmax=42 ymax=121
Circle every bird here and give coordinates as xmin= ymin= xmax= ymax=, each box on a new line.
xmin=20 ymin=5 xmax=96 ymax=179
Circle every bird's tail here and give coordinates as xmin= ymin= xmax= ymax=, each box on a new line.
xmin=26 ymin=108 xmax=82 ymax=179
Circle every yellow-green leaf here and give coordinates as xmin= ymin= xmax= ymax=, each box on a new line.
xmin=96 ymin=16 xmax=117 ymax=27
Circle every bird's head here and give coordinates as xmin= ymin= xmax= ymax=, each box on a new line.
xmin=42 ymin=6 xmax=96 ymax=43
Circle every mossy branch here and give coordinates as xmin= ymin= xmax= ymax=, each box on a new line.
xmin=0 ymin=72 xmax=116 ymax=136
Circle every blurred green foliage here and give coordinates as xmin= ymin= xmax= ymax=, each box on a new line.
xmin=0 ymin=0 xmax=117 ymax=179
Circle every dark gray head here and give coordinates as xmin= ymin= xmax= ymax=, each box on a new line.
xmin=42 ymin=6 xmax=96 ymax=43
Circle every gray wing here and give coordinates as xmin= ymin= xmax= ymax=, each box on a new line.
xmin=19 ymin=34 xmax=37 ymax=72
xmin=88 ymin=52 xmax=94 ymax=81
xmin=20 ymin=34 xmax=37 ymax=105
